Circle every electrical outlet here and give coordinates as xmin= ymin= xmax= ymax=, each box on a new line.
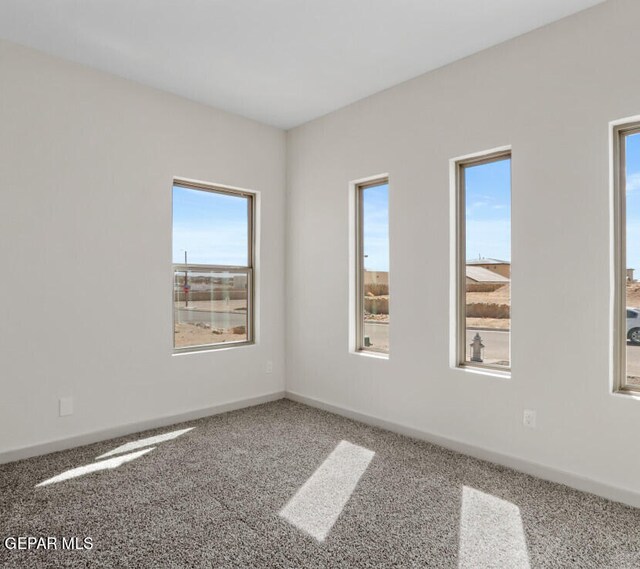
xmin=266 ymin=361 xmax=273 ymax=374
xmin=523 ymin=409 xmax=536 ymax=429
xmin=59 ymin=397 xmax=73 ymax=417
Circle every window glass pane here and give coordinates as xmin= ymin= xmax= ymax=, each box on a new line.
xmin=172 ymin=186 xmax=249 ymax=266
xmin=174 ymin=269 xmax=249 ymax=349
xmin=361 ymin=182 xmax=389 ymax=354
xmin=172 ymin=183 xmax=252 ymax=351
xmin=464 ymin=157 xmax=511 ymax=368
xmin=625 ymin=132 xmax=640 ymax=386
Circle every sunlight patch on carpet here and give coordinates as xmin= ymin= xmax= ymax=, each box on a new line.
xmin=458 ymin=485 xmax=530 ymax=569
xmin=96 ymin=427 xmax=194 ymax=459
xmin=36 ymin=447 xmax=155 ymax=487
xmin=280 ymin=440 xmax=374 ymax=541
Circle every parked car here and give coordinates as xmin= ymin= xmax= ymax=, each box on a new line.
xmin=627 ymin=308 xmax=640 ymax=344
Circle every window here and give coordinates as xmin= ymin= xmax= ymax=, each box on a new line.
xmin=614 ymin=122 xmax=640 ymax=392
xmin=172 ymin=180 xmax=254 ymax=352
xmin=355 ymin=178 xmax=390 ymax=355
xmin=455 ymin=150 xmax=511 ymax=372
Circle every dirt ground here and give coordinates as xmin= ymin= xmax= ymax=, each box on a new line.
xmin=174 ymin=322 xmax=246 ymax=348
xmin=626 ymin=282 xmax=640 ymax=308
xmin=628 ymin=375 xmax=640 ymax=386
xmin=365 ymin=313 xmax=389 ymax=322
xmin=466 ymin=284 xmax=510 ymax=305
xmin=466 ymin=317 xmax=510 ymax=330
xmin=363 ymin=286 xmax=510 ymax=330
xmin=470 ymin=282 xmax=640 ymax=309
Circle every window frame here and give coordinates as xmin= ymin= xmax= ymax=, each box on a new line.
xmin=454 ymin=149 xmax=512 ymax=374
xmin=613 ymin=121 xmax=640 ymax=393
xmin=354 ymin=177 xmax=390 ymax=356
xmin=172 ymin=178 xmax=255 ymax=354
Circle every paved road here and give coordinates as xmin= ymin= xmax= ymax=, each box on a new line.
xmin=627 ymin=345 xmax=640 ymax=378
xmin=362 ymin=322 xmax=509 ymax=362
xmin=466 ymin=329 xmax=509 ymax=364
xmin=364 ymin=324 xmax=640 ymax=373
xmin=465 ymin=329 xmax=640 ymax=373
xmin=175 ymin=307 xmax=246 ymax=328
xmin=363 ymin=322 xmax=389 ymax=352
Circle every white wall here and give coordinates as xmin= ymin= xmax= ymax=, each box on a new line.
xmin=3 ymin=0 xmax=639 ymax=504
xmin=286 ymin=0 xmax=640 ymax=499
xmin=0 ymin=40 xmax=286 ymax=456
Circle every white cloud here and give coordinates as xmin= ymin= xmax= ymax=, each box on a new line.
xmin=627 ymin=173 xmax=640 ymax=193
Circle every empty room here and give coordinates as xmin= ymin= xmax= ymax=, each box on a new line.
xmin=2 ymin=0 xmax=640 ymax=567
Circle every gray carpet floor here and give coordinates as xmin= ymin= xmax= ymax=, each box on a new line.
xmin=1 ymin=399 xmax=639 ymax=568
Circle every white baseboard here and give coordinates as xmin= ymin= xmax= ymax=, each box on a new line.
xmin=285 ymin=390 xmax=640 ymax=509
xmin=0 ymin=391 xmax=286 ymax=465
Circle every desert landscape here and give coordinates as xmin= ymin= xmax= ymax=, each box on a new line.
xmin=174 ymin=298 xmax=248 ymax=348
xmin=364 ymin=282 xmax=512 ymax=330
xmin=173 ymin=281 xmax=640 ymax=361
xmin=627 ymin=282 xmax=640 ymax=308
xmin=174 ymin=322 xmax=247 ymax=347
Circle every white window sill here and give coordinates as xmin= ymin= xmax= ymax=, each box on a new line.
xmin=454 ymin=364 xmax=510 ymax=380
xmin=351 ymin=350 xmax=389 ymax=360
xmin=172 ymin=341 xmax=255 ymax=356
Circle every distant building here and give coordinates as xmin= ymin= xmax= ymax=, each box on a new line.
xmin=627 ymin=268 xmax=635 ymax=282
xmin=364 ymin=271 xmax=389 ymax=286
xmin=466 ymin=266 xmax=510 ymax=285
xmin=466 ymin=257 xmax=510 ymax=278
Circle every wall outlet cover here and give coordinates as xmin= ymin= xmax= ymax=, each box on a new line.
xmin=59 ymin=397 xmax=73 ymax=417
xmin=523 ymin=409 xmax=536 ymax=429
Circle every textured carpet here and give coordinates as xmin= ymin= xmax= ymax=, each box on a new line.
xmin=0 ymin=399 xmax=639 ymax=568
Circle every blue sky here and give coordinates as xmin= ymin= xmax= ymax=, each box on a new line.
xmin=172 ymin=143 xmax=640 ymax=273
xmin=172 ymin=186 xmax=248 ymax=265
xmin=363 ymin=183 xmax=390 ymax=272
xmin=172 ymin=164 xmax=513 ymax=272
xmin=627 ymin=133 xmax=640 ymax=273
xmin=465 ymin=158 xmax=511 ymax=262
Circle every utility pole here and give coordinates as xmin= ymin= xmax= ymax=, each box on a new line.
xmin=184 ymin=250 xmax=189 ymax=308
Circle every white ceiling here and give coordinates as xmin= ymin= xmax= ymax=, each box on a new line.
xmin=0 ymin=0 xmax=604 ymax=129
